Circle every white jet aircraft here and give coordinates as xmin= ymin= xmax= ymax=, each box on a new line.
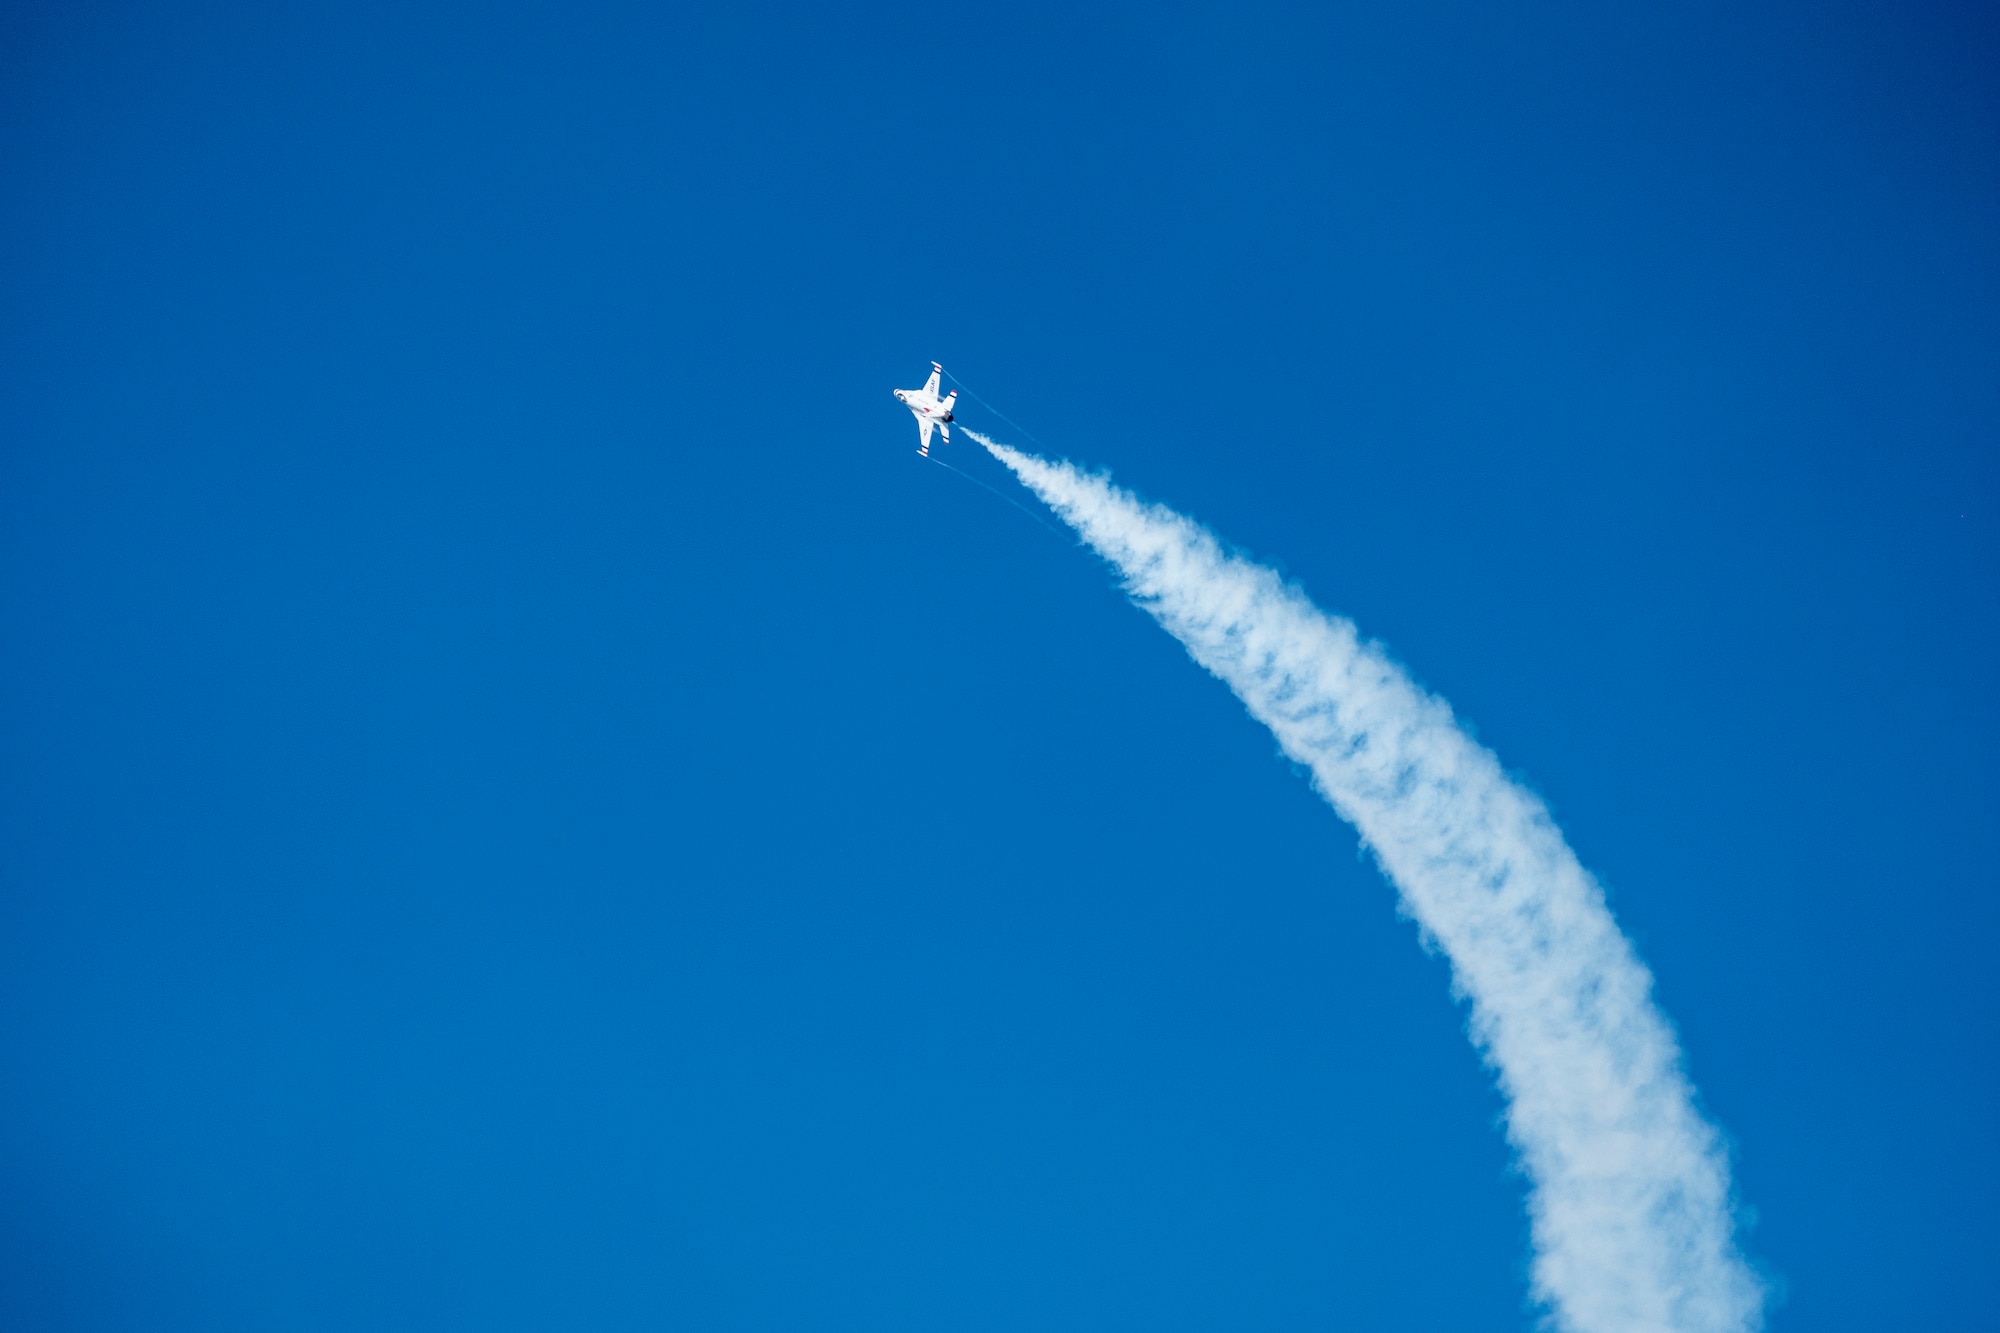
xmin=894 ymin=362 xmax=957 ymax=456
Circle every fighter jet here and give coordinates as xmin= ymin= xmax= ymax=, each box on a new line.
xmin=894 ymin=362 xmax=957 ymax=456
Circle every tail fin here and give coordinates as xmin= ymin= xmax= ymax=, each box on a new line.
xmin=941 ymin=390 xmax=957 ymax=417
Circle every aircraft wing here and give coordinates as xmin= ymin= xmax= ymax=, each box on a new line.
xmin=922 ymin=363 xmax=942 ymax=398
xmin=917 ymin=417 xmax=935 ymax=455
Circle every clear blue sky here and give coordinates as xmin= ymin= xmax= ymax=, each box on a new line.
xmin=2 ymin=2 xmax=1995 ymax=1328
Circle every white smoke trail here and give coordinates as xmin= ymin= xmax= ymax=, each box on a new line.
xmin=969 ymin=429 xmax=1764 ymax=1333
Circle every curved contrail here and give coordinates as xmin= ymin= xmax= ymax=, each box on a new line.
xmin=969 ymin=430 xmax=1765 ymax=1333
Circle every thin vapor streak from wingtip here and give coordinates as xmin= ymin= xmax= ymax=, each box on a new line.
xmin=964 ymin=427 xmax=1766 ymax=1333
